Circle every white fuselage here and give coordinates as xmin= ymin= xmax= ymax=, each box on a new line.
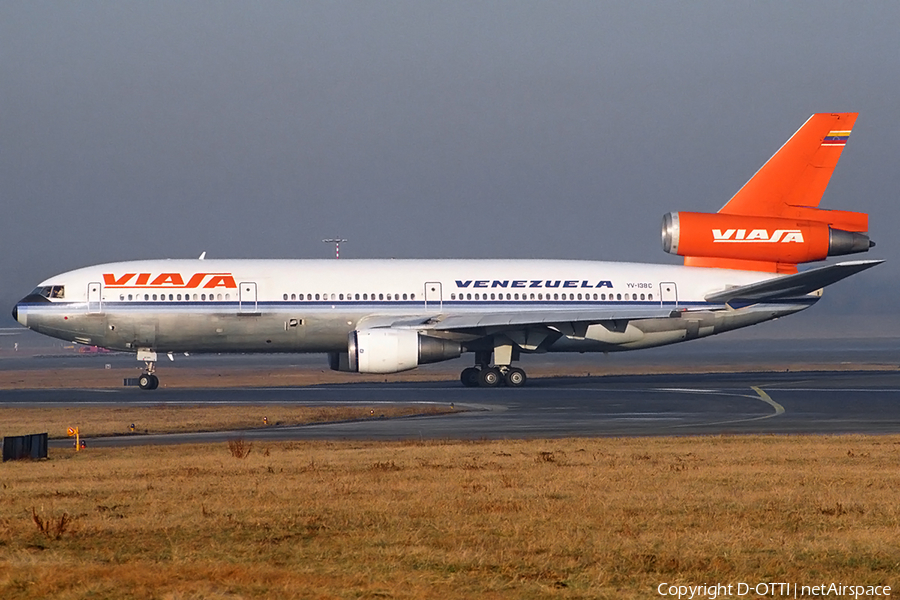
xmin=13 ymin=258 xmax=814 ymax=359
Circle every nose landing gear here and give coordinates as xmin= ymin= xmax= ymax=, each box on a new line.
xmin=137 ymin=349 xmax=159 ymax=390
xmin=138 ymin=372 xmax=159 ymax=390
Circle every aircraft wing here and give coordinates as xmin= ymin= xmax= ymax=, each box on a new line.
xmin=372 ymin=259 xmax=883 ymax=335
xmin=704 ymin=259 xmax=883 ymax=306
xmin=385 ymin=305 xmax=679 ymax=333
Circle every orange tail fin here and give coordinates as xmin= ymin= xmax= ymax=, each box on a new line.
xmin=677 ymin=113 xmax=869 ymax=273
xmin=720 ymin=112 xmax=857 ymax=217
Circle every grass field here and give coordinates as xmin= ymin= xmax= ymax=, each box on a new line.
xmin=1 ymin=435 xmax=898 ymax=599
xmin=0 ymin=404 xmax=455 ymax=439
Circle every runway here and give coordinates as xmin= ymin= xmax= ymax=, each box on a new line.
xmin=3 ymin=369 xmax=900 ymax=447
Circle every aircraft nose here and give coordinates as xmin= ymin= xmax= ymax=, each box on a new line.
xmin=11 ymin=299 xmax=28 ymax=327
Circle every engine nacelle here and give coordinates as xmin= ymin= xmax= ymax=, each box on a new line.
xmin=661 ymin=212 xmax=873 ymax=264
xmin=330 ymin=329 xmax=462 ymax=374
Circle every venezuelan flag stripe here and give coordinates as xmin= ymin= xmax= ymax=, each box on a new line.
xmin=822 ymin=129 xmax=851 ymax=146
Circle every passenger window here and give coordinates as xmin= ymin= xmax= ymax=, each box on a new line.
xmin=119 ymin=294 xmax=124 ymax=301
xmin=410 ymin=294 xmax=415 ymax=300
xmin=617 ymin=294 xmax=622 ymax=300
xmin=648 ymin=294 xmax=653 ymax=301
xmin=217 ymin=294 xmax=222 ymax=300
xmin=355 ymin=294 xmax=360 ymax=300
xmin=128 ymin=294 xmax=133 ymax=301
xmin=640 ymin=293 xmax=645 ymax=300
xmin=379 ymin=293 xmax=384 ymax=300
xmin=225 ymin=293 xmax=230 ymax=300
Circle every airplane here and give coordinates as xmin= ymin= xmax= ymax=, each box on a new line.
xmin=11 ymin=112 xmax=881 ymax=390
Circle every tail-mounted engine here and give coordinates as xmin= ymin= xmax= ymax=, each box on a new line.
xmin=660 ymin=113 xmax=875 ymax=272
xmin=329 ymin=329 xmax=461 ymax=374
xmin=661 ymin=211 xmax=873 ymax=266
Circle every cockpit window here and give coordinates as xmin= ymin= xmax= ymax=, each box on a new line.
xmin=32 ymin=285 xmax=65 ymax=299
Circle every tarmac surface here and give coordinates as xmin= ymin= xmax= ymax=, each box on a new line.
xmin=2 ymin=368 xmax=899 ymax=447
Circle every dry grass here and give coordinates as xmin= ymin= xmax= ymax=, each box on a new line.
xmin=0 ymin=404 xmax=455 ymax=439
xmin=1 ymin=436 xmax=898 ymax=598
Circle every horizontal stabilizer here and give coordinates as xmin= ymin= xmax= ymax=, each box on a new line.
xmin=704 ymin=260 xmax=883 ymax=305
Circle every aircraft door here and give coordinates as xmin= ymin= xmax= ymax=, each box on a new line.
xmin=659 ymin=282 xmax=678 ymax=306
xmin=239 ymin=282 xmax=258 ymax=313
xmin=87 ymin=282 xmax=102 ymax=313
xmin=424 ymin=282 xmax=442 ymax=309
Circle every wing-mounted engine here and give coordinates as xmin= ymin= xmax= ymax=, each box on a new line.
xmin=329 ymin=329 xmax=461 ymax=374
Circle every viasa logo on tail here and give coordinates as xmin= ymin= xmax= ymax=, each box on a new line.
xmin=102 ymin=273 xmax=238 ymax=289
xmin=712 ymin=229 xmax=805 ymax=243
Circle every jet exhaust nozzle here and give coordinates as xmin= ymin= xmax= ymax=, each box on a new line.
xmin=828 ymin=228 xmax=873 ymax=256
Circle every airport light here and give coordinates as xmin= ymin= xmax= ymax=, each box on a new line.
xmin=322 ymin=238 xmax=347 ymax=259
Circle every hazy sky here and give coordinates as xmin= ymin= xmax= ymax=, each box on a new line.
xmin=2 ymin=2 xmax=898 ymax=325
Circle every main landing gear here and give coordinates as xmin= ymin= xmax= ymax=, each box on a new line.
xmin=460 ymin=365 xmax=527 ymax=388
xmin=459 ymin=366 xmax=528 ymax=387
xmin=460 ymin=348 xmax=528 ymax=389
xmin=460 ymin=341 xmax=528 ymax=388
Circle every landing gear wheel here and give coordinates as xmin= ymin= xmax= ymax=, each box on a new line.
xmin=461 ymin=367 xmax=481 ymax=388
xmin=479 ymin=367 xmax=503 ymax=388
xmin=139 ymin=374 xmax=159 ymax=390
xmin=504 ymin=367 xmax=526 ymax=387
